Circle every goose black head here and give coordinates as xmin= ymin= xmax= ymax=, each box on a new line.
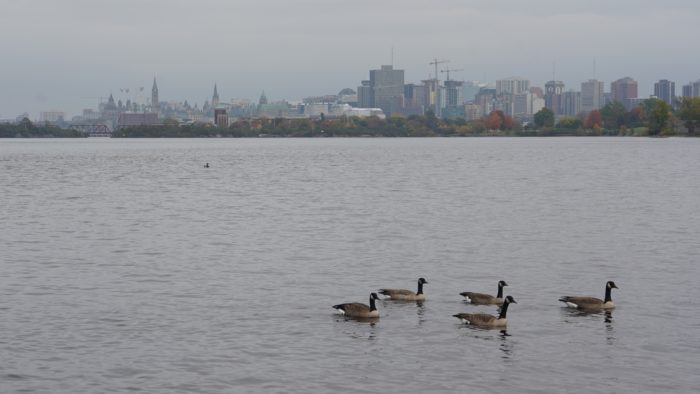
xmin=418 ymin=277 xmax=428 ymax=284
xmin=504 ymin=295 xmax=517 ymax=304
xmin=607 ymin=281 xmax=618 ymax=290
xmin=370 ymin=292 xmax=380 ymax=300
xmin=499 ymin=280 xmax=509 ymax=288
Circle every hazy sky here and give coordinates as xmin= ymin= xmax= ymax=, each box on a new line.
xmin=2 ymin=0 xmax=699 ymax=119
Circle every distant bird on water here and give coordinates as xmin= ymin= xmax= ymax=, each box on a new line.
xmin=379 ymin=277 xmax=428 ymax=301
xmin=204 ymin=163 xmax=210 ymax=168
xmin=559 ymin=281 xmax=619 ymax=310
xmin=333 ymin=293 xmax=380 ymax=318
xmin=460 ymin=280 xmax=509 ymax=305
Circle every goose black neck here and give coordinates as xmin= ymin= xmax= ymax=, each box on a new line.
xmin=499 ymin=301 xmax=510 ymax=319
xmin=496 ymin=284 xmax=504 ymax=299
xmin=417 ymin=281 xmax=424 ymax=295
xmin=369 ymin=296 xmax=377 ymax=311
xmin=604 ymin=285 xmax=613 ymax=303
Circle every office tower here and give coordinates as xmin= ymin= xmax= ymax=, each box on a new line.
xmin=681 ymin=81 xmax=700 ymax=98
xmin=357 ymin=80 xmax=372 ymax=108
xmin=610 ymin=77 xmax=638 ymax=109
xmin=580 ymin=79 xmax=604 ymax=113
xmin=369 ymin=65 xmax=405 ymax=116
xmin=444 ymin=80 xmax=464 ymax=108
xmin=654 ymin=79 xmax=675 ymax=105
xmin=561 ymin=90 xmax=581 ymax=116
xmin=496 ymin=77 xmax=530 ymax=96
xmin=151 ymin=77 xmax=160 ymax=111
xmin=682 ymin=83 xmax=693 ymax=97
xmin=545 ymin=81 xmax=565 ymax=115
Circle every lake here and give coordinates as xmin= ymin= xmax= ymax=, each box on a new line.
xmin=1 ymin=137 xmax=699 ymax=393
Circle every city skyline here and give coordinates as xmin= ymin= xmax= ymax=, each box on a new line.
xmin=2 ymin=0 xmax=700 ymax=118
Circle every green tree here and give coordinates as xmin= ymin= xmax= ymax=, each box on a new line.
xmin=678 ymin=97 xmax=700 ymax=136
xmin=556 ymin=116 xmax=582 ymax=130
xmin=644 ymin=98 xmax=673 ymax=136
xmin=533 ymin=107 xmax=554 ymax=129
xmin=600 ymin=101 xmax=627 ymax=130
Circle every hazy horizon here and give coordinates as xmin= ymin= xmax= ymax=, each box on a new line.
xmin=2 ymin=0 xmax=699 ymax=119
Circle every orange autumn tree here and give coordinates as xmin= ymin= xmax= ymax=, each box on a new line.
xmin=584 ymin=109 xmax=602 ymax=129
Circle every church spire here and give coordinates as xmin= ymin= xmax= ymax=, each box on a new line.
xmin=212 ymin=83 xmax=220 ymax=108
xmin=151 ymin=76 xmax=160 ymax=111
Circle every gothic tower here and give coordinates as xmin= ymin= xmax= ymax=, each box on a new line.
xmin=212 ymin=83 xmax=220 ymax=108
xmin=151 ymin=77 xmax=160 ymax=111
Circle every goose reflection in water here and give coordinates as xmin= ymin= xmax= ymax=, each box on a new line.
xmin=499 ymin=330 xmax=514 ymax=361
xmin=332 ymin=315 xmax=379 ymax=340
xmin=561 ymin=306 xmax=614 ymax=322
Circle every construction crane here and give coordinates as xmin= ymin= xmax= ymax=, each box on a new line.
xmin=429 ymin=58 xmax=449 ymax=82
xmin=441 ymin=67 xmax=464 ymax=81
xmin=429 ymin=58 xmax=449 ymax=118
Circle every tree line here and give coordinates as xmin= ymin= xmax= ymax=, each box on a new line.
xmin=533 ymin=97 xmax=700 ymax=136
xmin=0 ymin=118 xmax=86 ymax=138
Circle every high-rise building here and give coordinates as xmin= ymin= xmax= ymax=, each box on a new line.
xmin=654 ymin=79 xmax=675 ymax=105
xmin=580 ymin=79 xmax=604 ymax=113
xmin=610 ymin=77 xmax=638 ymax=109
xmin=545 ymin=81 xmax=565 ymax=115
xmin=444 ymin=80 xmax=464 ymax=108
xmin=496 ymin=77 xmax=530 ymax=96
xmin=561 ymin=90 xmax=581 ymax=116
xmin=369 ymin=65 xmax=405 ymax=116
xmin=357 ymin=80 xmax=372 ymax=108
xmin=680 ymin=81 xmax=700 ymax=98
xmin=151 ymin=77 xmax=159 ymax=111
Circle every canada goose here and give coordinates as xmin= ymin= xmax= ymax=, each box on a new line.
xmin=333 ymin=293 xmax=380 ymax=318
xmin=559 ymin=281 xmax=618 ymax=310
xmin=453 ymin=296 xmax=517 ymax=327
xmin=459 ymin=280 xmax=508 ymax=305
xmin=379 ymin=277 xmax=428 ymax=301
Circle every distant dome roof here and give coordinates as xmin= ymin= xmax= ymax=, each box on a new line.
xmin=338 ymin=88 xmax=356 ymax=96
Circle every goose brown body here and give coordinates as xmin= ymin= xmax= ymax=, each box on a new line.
xmin=559 ymin=281 xmax=618 ymax=310
xmin=460 ymin=280 xmax=508 ymax=305
xmin=333 ymin=293 xmax=380 ymax=318
xmin=379 ymin=277 xmax=428 ymax=301
xmin=453 ymin=296 xmax=516 ymax=327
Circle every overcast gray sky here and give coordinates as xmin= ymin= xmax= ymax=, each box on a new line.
xmin=2 ymin=0 xmax=699 ymax=119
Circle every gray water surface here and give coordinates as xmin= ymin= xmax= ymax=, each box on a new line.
xmin=2 ymin=138 xmax=699 ymax=393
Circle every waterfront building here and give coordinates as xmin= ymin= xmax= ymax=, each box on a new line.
xmin=369 ymin=65 xmax=405 ymax=116
xmin=580 ymin=79 xmax=604 ymax=113
xmin=357 ymin=80 xmax=372 ymax=108
xmin=444 ymin=80 xmax=465 ymax=108
xmin=544 ymin=81 xmax=565 ymax=115
xmin=117 ymin=112 xmax=159 ymax=129
xmin=610 ymin=77 xmax=638 ymax=109
xmin=39 ymin=111 xmax=65 ymax=124
xmin=561 ymin=90 xmax=581 ymax=116
xmin=680 ymin=81 xmax=700 ymax=98
xmin=654 ymin=79 xmax=675 ymax=106
xmin=475 ymin=87 xmax=496 ymax=117
xmin=496 ymin=77 xmax=530 ymax=96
